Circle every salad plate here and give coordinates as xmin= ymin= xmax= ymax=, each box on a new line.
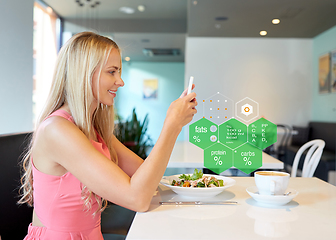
xmin=246 ymin=186 xmax=299 ymax=206
xmin=160 ymin=173 xmax=236 ymax=198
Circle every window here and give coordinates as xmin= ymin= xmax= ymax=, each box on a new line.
xmin=33 ymin=1 xmax=61 ymax=125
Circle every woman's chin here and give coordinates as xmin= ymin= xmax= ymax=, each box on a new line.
xmin=100 ymin=100 xmax=114 ymax=106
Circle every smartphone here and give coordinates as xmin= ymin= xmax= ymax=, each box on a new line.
xmin=187 ymin=76 xmax=194 ymax=95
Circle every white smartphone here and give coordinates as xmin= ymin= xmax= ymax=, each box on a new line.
xmin=187 ymin=76 xmax=194 ymax=95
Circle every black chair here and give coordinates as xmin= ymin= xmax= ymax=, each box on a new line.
xmin=264 ymin=124 xmax=292 ymax=163
xmin=0 ymin=132 xmax=33 ymax=240
xmin=101 ymin=203 xmax=136 ymax=240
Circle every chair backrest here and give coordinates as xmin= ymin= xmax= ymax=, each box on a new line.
xmin=0 ymin=132 xmax=33 ymax=239
xmin=291 ymin=139 xmax=325 ymax=178
xmin=277 ymin=124 xmax=292 ymax=153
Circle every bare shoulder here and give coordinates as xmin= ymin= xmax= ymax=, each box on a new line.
xmin=33 ymin=116 xmax=91 ymax=175
xmin=35 ymin=116 xmax=86 ymax=152
xmin=37 ymin=116 xmax=83 ymax=142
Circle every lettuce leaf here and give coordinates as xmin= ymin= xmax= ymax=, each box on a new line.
xmin=179 ymin=168 xmax=203 ymax=181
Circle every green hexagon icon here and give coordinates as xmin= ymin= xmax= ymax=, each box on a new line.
xmin=189 ymin=118 xmax=218 ymax=149
xmin=218 ymin=118 xmax=247 ymax=149
xmin=204 ymin=143 xmax=233 ymax=174
xmin=233 ymin=143 xmax=262 ymax=174
xmin=248 ymin=117 xmax=277 ymax=150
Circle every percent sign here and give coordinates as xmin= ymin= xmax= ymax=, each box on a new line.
xmin=243 ymin=157 xmax=252 ymax=166
xmin=214 ymin=156 xmax=222 ymax=165
xmin=193 ymin=136 xmax=200 ymax=142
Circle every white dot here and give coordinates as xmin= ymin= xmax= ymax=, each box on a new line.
xmin=218 ymin=100 xmax=220 ymax=102
xmin=225 ymin=100 xmax=227 ymax=102
xmin=217 ymin=116 xmax=219 ymax=118
xmin=217 ymin=92 xmax=219 ymax=94
xmin=210 ymin=108 xmax=212 ymax=110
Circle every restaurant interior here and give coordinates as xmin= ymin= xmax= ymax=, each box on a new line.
xmin=1 ymin=0 xmax=336 ymax=239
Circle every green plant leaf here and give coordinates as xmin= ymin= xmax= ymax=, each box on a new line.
xmin=115 ymin=108 xmax=153 ymax=159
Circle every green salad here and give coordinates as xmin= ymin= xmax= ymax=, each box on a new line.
xmin=171 ymin=169 xmax=224 ymax=188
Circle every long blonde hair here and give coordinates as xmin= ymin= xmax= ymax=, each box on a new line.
xmin=18 ymin=32 xmax=120 ymax=213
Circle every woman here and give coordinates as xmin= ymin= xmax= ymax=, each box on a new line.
xmin=18 ymin=31 xmax=197 ymax=239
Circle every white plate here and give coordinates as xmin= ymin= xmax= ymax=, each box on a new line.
xmin=246 ymin=186 xmax=298 ymax=206
xmin=160 ymin=174 xmax=236 ymax=198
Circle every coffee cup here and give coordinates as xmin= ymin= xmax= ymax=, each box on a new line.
xmin=254 ymin=171 xmax=290 ymax=195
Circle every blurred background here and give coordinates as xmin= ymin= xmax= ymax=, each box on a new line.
xmin=1 ymin=0 xmax=335 ymax=140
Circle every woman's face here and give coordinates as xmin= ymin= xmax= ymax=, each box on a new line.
xmin=92 ymin=48 xmax=124 ymax=106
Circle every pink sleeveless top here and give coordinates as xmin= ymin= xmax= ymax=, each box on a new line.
xmin=25 ymin=109 xmax=110 ymax=240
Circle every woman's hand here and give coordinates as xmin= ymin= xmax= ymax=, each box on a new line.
xmin=180 ymin=84 xmax=195 ymax=98
xmin=164 ymin=84 xmax=197 ymax=131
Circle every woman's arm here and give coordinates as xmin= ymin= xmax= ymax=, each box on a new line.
xmin=111 ymin=135 xmax=144 ymax=177
xmin=114 ymin=84 xmax=196 ymax=177
xmin=33 ymin=91 xmax=197 ymax=212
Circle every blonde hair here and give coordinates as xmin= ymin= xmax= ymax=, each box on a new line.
xmin=18 ymin=32 xmax=120 ymax=213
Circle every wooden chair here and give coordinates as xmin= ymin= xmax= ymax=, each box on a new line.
xmin=291 ymin=139 xmax=325 ymax=178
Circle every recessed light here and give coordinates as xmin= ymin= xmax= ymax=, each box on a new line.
xmin=46 ymin=7 xmax=53 ymax=13
xmin=193 ymin=1 xmax=198 ymax=5
xmin=125 ymin=57 xmax=131 ymax=61
xmin=260 ymin=31 xmax=267 ymax=36
xmin=119 ymin=7 xmax=135 ymax=14
xmin=138 ymin=5 xmax=145 ymax=12
xmin=215 ymin=16 xmax=228 ymax=21
xmin=272 ymin=19 xmax=280 ymax=24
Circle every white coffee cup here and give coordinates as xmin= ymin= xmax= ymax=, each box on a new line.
xmin=254 ymin=171 xmax=290 ymax=195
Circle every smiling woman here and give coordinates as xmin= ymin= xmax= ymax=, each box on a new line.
xmin=18 ymin=31 xmax=197 ymax=240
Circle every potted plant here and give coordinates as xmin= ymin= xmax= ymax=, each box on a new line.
xmin=114 ymin=108 xmax=153 ymax=159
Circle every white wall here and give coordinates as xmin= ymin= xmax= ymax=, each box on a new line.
xmin=0 ymin=0 xmax=34 ymax=134
xmin=185 ymin=37 xmax=313 ymax=138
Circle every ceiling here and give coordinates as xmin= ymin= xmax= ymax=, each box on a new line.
xmin=42 ymin=0 xmax=336 ymax=62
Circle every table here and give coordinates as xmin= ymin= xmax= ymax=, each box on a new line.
xmin=168 ymin=141 xmax=284 ymax=170
xmin=126 ymin=177 xmax=336 ymax=240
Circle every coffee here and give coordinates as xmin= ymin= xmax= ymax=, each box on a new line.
xmin=256 ymin=171 xmax=287 ymax=177
xmin=254 ymin=171 xmax=290 ymax=195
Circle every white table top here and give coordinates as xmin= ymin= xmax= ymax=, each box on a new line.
xmin=126 ymin=177 xmax=336 ymax=240
xmin=168 ymin=141 xmax=284 ymax=170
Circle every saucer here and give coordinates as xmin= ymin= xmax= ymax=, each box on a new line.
xmin=246 ymin=186 xmax=298 ymax=206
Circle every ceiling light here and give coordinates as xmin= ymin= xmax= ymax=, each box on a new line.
xmin=46 ymin=7 xmax=53 ymax=13
xmin=125 ymin=57 xmax=131 ymax=61
xmin=119 ymin=7 xmax=135 ymax=14
xmin=215 ymin=24 xmax=221 ymax=29
xmin=272 ymin=19 xmax=280 ymax=24
xmin=143 ymin=48 xmax=181 ymax=57
xmin=193 ymin=1 xmax=198 ymax=5
xmin=215 ymin=16 xmax=228 ymax=21
xmin=260 ymin=31 xmax=267 ymax=36
xmin=138 ymin=5 xmax=145 ymax=12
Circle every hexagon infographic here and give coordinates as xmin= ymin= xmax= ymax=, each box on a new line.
xmin=204 ymin=143 xmax=233 ymax=174
xmin=203 ymin=92 xmax=234 ymax=125
xmin=218 ymin=118 xmax=247 ymax=149
xmin=188 ymin=92 xmax=277 ymax=175
xmin=235 ymin=97 xmax=259 ymax=123
xmin=189 ymin=118 xmax=218 ymax=149
xmin=248 ymin=117 xmax=277 ymax=150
